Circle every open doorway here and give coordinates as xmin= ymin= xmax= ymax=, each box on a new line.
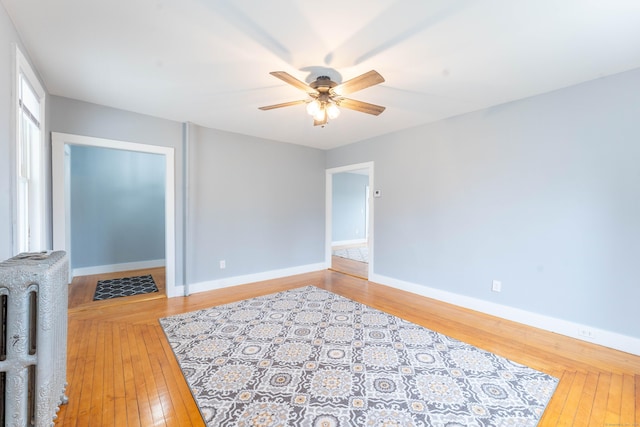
xmin=52 ymin=132 xmax=176 ymax=303
xmin=326 ymin=162 xmax=373 ymax=279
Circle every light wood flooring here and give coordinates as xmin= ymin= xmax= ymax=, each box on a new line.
xmin=331 ymin=243 xmax=368 ymax=279
xmin=56 ymin=269 xmax=639 ymax=426
xmin=331 ymin=255 xmax=368 ymax=279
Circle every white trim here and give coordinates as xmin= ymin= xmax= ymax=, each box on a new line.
xmin=13 ymin=45 xmax=47 ymax=254
xmin=72 ymin=259 xmax=166 ymax=277
xmin=370 ymin=272 xmax=640 ymax=356
xmin=51 ymin=132 xmax=177 ymax=297
xmin=332 ymin=239 xmax=367 ymax=247
xmin=182 ymin=122 xmax=191 ymax=296
xmin=326 ymin=162 xmax=374 ymax=278
xmin=174 ymin=263 xmax=325 ymax=296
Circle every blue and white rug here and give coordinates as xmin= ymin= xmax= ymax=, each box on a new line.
xmin=159 ymin=286 xmax=557 ymax=426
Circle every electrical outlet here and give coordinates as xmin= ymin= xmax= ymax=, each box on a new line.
xmin=492 ymin=280 xmax=502 ymax=292
xmin=219 ymin=260 xmax=226 ymax=269
xmin=579 ymin=329 xmax=594 ymax=339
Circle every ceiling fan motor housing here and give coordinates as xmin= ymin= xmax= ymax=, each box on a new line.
xmin=310 ymin=76 xmax=337 ymax=92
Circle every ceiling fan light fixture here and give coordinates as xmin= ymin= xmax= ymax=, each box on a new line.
xmin=313 ymin=106 xmax=326 ymax=122
xmin=306 ymin=99 xmax=321 ymax=116
xmin=327 ymin=102 xmax=340 ymax=120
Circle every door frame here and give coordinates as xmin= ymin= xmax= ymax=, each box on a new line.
xmin=51 ymin=132 xmax=176 ymax=296
xmin=325 ymin=161 xmax=374 ymax=277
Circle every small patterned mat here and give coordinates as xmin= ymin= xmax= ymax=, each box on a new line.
xmin=93 ymin=274 xmax=158 ymax=301
xmin=160 ymin=286 xmax=558 ymax=426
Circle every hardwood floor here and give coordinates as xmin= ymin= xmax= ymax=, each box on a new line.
xmin=330 ymin=255 xmax=368 ymax=279
xmin=56 ymin=269 xmax=639 ymax=426
xmin=331 ymin=243 xmax=368 ymax=279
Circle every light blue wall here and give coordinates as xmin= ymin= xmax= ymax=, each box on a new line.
xmin=326 ymin=68 xmax=640 ymax=339
xmin=49 ymin=96 xmax=185 ymax=283
xmin=332 ymin=172 xmax=368 ymax=242
xmin=48 ymin=98 xmax=326 ymax=285
xmin=186 ymin=125 xmax=325 ymax=283
xmin=69 ymin=145 xmax=165 ymax=269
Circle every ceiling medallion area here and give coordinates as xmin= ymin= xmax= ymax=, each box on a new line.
xmin=259 ymin=70 xmax=385 ymax=127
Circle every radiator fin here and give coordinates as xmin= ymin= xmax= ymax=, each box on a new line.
xmin=1 ymin=371 xmax=5 ymax=426
xmin=0 ymin=293 xmax=6 ymax=361
xmin=0 ymin=251 xmax=68 ymax=427
xmin=28 ymin=290 xmax=37 ymax=356
xmin=28 ymin=364 xmax=36 ymax=426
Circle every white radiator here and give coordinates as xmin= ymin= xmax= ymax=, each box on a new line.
xmin=0 ymin=251 xmax=69 ymax=427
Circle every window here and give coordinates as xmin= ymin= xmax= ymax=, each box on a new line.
xmin=15 ymin=47 xmax=46 ymax=254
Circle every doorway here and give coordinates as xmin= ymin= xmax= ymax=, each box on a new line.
xmin=326 ymin=162 xmax=374 ymax=279
xmin=52 ymin=132 xmax=176 ymax=297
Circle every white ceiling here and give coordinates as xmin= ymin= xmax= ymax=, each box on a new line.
xmin=3 ymin=0 xmax=640 ymax=150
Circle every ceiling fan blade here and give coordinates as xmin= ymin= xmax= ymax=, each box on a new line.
xmin=270 ymin=71 xmax=317 ymax=94
xmin=331 ymin=70 xmax=384 ymax=96
xmin=258 ymin=100 xmax=307 ymax=110
xmin=339 ymin=98 xmax=386 ymax=116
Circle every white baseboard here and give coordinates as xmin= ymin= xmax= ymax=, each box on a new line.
xmin=332 ymin=239 xmax=367 ymax=247
xmin=369 ymin=273 xmax=640 ymax=356
xmin=72 ymin=259 xmax=166 ymax=277
xmin=174 ymin=263 xmax=326 ymax=297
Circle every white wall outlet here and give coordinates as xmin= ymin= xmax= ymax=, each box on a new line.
xmin=492 ymin=280 xmax=502 ymax=292
xmin=579 ymin=329 xmax=594 ymax=339
xmin=219 ymin=260 xmax=226 ymax=269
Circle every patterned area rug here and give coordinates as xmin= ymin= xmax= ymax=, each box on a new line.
xmin=160 ymin=286 xmax=558 ymax=426
xmin=332 ymin=246 xmax=368 ymax=263
xmin=93 ymin=274 xmax=158 ymax=301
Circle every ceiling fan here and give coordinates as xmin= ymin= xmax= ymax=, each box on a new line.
xmin=259 ymin=70 xmax=386 ymax=126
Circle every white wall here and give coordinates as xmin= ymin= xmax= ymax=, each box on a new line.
xmin=5 ymin=0 xmax=637 ymax=351
xmin=49 ymin=96 xmax=185 ymax=284
xmin=327 ymin=68 xmax=640 ymax=344
xmin=48 ymin=98 xmax=326 ymax=293
xmin=332 ymin=172 xmax=368 ymax=243
xmin=186 ymin=125 xmax=325 ymax=286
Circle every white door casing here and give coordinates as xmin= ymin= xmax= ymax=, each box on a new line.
xmin=51 ymin=132 xmax=177 ymax=296
xmin=325 ymin=161 xmax=374 ymax=278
